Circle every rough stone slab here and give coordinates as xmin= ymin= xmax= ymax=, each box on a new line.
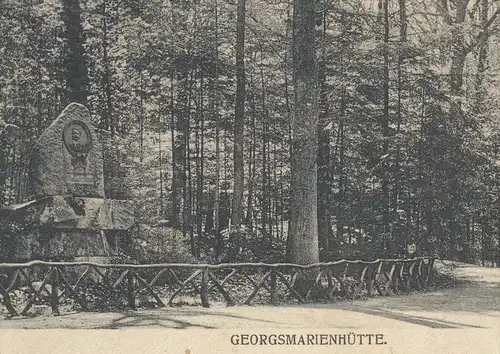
xmin=14 ymin=229 xmax=111 ymax=259
xmin=4 ymin=196 xmax=134 ymax=231
xmin=38 ymin=197 xmax=134 ymax=230
xmin=98 ymin=199 xmax=135 ymax=230
xmin=29 ymin=103 xmax=105 ymax=198
xmin=42 ymin=230 xmax=111 ymax=257
xmin=39 ymin=196 xmax=80 ymax=224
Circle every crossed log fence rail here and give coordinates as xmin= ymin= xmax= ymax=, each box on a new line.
xmin=0 ymin=257 xmax=435 ymax=318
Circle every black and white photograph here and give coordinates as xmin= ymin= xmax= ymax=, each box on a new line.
xmin=0 ymin=0 xmax=499 ymax=353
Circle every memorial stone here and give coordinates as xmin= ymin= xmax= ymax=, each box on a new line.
xmin=0 ymin=103 xmax=135 ymax=262
xmin=30 ymin=103 xmax=105 ymax=198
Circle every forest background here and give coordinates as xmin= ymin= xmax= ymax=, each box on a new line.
xmin=1 ymin=0 xmax=499 ymax=266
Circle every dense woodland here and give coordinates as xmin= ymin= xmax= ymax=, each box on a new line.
xmin=1 ymin=0 xmax=500 ymax=266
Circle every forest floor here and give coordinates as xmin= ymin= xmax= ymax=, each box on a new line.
xmin=0 ymin=260 xmax=498 ymax=330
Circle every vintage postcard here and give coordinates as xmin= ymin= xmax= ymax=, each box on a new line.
xmin=0 ymin=0 xmax=499 ymax=353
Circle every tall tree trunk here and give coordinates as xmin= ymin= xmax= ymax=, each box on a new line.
xmin=288 ymin=0 xmax=319 ymax=265
xmin=184 ymin=71 xmax=195 ymax=254
xmin=475 ymin=0 xmax=489 ymax=115
xmin=139 ymin=32 xmax=145 ymax=164
xmin=101 ymin=0 xmax=114 ymax=135
xmin=159 ymin=109 xmax=164 ymax=216
xmin=214 ymin=0 xmax=221 ymax=246
xmin=170 ymin=69 xmax=181 ymax=229
xmin=61 ymin=0 xmax=88 ymax=104
xmin=393 ymin=0 xmax=407 ymax=255
xmin=317 ymin=6 xmax=332 ymax=259
xmin=336 ymin=87 xmax=346 ymax=245
xmin=196 ymin=72 xmax=205 ymax=258
xmin=245 ymin=71 xmax=256 ymax=231
xmin=381 ymin=0 xmax=390 ymax=255
xmin=416 ymin=85 xmax=425 ymax=242
xmin=284 ymin=10 xmax=293 ymax=257
xmin=260 ymin=56 xmax=269 ymax=244
xmin=448 ymin=0 xmax=468 ymax=260
xmin=174 ymin=69 xmax=187 ymax=232
xmin=232 ymin=0 xmax=246 ymax=242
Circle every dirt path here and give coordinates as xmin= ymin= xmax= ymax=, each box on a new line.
xmin=0 ymin=260 xmax=498 ymax=330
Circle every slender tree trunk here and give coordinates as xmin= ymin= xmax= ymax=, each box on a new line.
xmin=159 ymin=109 xmax=164 ymax=216
xmin=101 ymin=0 xmax=114 ymax=135
xmin=448 ymin=1 xmax=468 ymax=259
xmin=0 ymin=135 xmax=6 ymax=205
xmin=465 ymin=216 xmax=471 ymax=262
xmin=392 ymin=0 xmax=407 ymax=255
xmin=271 ymin=140 xmax=278 ymax=241
xmin=381 ymin=0 xmax=390 ymax=254
xmin=196 ymin=72 xmax=205 ymax=258
xmin=245 ymin=72 xmax=256 ymax=231
xmin=260 ymin=56 xmax=269 ymax=244
xmin=61 ymin=0 xmax=88 ymax=105
xmin=284 ymin=10 xmax=293 ymax=257
xmin=416 ymin=85 xmax=425 ymax=238
xmin=245 ymin=72 xmax=256 ymax=230
xmin=317 ymin=7 xmax=332 ymax=259
xmin=475 ymin=0 xmax=489 ymax=114
xmin=214 ymin=0 xmax=221 ymax=244
xmin=481 ymin=213 xmax=485 ymax=266
xmin=279 ymin=139 xmax=285 ymax=241
xmin=232 ymin=0 xmax=246 ymax=242
xmin=138 ymin=22 xmax=145 ymax=164
xmin=336 ymin=87 xmax=346 ymax=244
xmin=170 ymin=69 xmax=181 ymax=229
xmin=266 ymin=119 xmax=272 ymax=239
xmin=184 ymin=70 xmax=195 ymax=253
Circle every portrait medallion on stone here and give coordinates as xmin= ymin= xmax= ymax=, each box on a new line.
xmin=63 ymin=120 xmax=92 ymax=156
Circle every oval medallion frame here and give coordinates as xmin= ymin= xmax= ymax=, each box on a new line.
xmin=63 ymin=119 xmax=93 ymax=155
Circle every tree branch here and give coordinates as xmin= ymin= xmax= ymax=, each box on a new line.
xmin=468 ymin=0 xmax=482 ymax=19
xmin=436 ymin=0 xmax=454 ymax=25
xmin=465 ymin=6 xmax=500 ymax=54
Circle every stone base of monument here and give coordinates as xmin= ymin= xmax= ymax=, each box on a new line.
xmin=1 ymin=196 xmax=134 ymax=262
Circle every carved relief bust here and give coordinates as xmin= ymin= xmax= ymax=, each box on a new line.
xmin=63 ymin=120 xmax=92 ymax=156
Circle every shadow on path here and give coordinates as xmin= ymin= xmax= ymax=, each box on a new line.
xmin=99 ymin=313 xmax=216 ymax=330
xmin=92 ymin=308 xmax=289 ymax=329
xmin=345 ymin=307 xmax=487 ymax=329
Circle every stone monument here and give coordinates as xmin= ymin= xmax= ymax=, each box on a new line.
xmin=0 ymin=103 xmax=134 ymax=262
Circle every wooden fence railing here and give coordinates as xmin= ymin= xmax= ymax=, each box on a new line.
xmin=0 ymin=257 xmax=435 ymax=318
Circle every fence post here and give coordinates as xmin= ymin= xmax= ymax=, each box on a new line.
xmin=201 ymin=268 xmax=210 ymax=308
xmin=405 ymin=262 xmax=413 ymax=291
xmin=393 ymin=262 xmax=401 ymax=294
xmin=270 ymin=268 xmax=277 ymax=305
xmin=127 ymin=269 xmax=136 ymax=310
xmin=326 ymin=268 xmax=334 ymax=301
xmin=50 ymin=267 xmax=60 ymax=316
xmin=425 ymin=258 xmax=435 ymax=285
xmin=366 ymin=264 xmax=373 ymax=297
xmin=0 ymin=281 xmax=18 ymax=318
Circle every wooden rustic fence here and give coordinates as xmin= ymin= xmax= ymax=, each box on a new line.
xmin=0 ymin=257 xmax=435 ymax=318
